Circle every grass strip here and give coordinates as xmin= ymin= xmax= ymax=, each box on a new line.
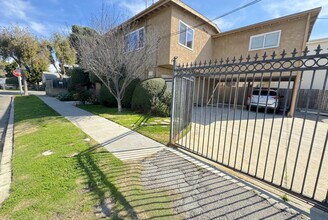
xmin=0 ymin=96 xmax=177 ymax=219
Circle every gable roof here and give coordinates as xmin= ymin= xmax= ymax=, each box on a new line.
xmin=212 ymin=7 xmax=321 ymax=41
xmin=127 ymin=0 xmax=220 ymax=33
xmin=307 ymin=37 xmax=328 ymax=45
xmin=42 ymin=72 xmax=60 ymax=81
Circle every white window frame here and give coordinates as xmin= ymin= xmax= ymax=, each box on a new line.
xmin=179 ymin=20 xmax=194 ymax=50
xmin=249 ymin=30 xmax=281 ymax=51
xmin=125 ymin=27 xmax=145 ymax=52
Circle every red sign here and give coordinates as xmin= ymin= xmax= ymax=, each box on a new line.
xmin=13 ymin=69 xmax=22 ymax=77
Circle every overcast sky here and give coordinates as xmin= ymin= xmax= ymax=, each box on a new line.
xmin=0 ymin=0 xmax=327 ymax=40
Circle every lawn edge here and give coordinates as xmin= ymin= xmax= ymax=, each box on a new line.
xmin=77 ymin=104 xmax=170 ymax=145
xmin=0 ymin=97 xmax=14 ymax=206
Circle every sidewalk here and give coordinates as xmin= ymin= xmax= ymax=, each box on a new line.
xmin=38 ymin=96 xmax=164 ymax=161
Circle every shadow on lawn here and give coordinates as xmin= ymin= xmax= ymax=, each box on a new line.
xmin=75 ymin=144 xmax=179 ymax=219
xmin=75 ymin=145 xmax=304 ymax=220
xmin=76 ymin=145 xmax=137 ymax=219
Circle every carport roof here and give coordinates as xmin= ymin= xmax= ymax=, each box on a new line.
xmin=209 ymin=73 xmax=297 ymax=82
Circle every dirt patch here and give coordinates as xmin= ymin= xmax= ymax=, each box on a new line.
xmin=141 ymin=149 xmax=304 ymax=219
xmin=13 ymin=199 xmax=37 ymax=212
xmin=14 ymin=124 xmax=38 ymax=137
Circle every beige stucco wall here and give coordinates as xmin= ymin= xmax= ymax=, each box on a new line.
xmin=135 ymin=4 xmax=218 ymax=77
xmin=145 ymin=7 xmax=172 ymax=67
xmin=213 ymin=16 xmax=309 ymax=60
xmin=132 ymin=7 xmax=172 ymax=78
xmin=169 ymin=5 xmax=217 ymax=66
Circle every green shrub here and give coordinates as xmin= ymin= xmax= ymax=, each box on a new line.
xmin=122 ymin=79 xmax=140 ymax=108
xmin=131 ymin=78 xmax=171 ymax=116
xmin=68 ymin=67 xmax=91 ymax=91
xmin=99 ymin=84 xmax=116 ymax=107
xmin=56 ymin=91 xmax=75 ymax=101
xmin=89 ymin=73 xmax=102 ymax=84
xmin=5 ymin=77 xmax=18 ymax=85
xmin=73 ymin=86 xmax=92 ymax=104
xmin=98 ymin=79 xmax=139 ymax=108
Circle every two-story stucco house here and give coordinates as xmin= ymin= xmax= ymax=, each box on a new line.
xmin=123 ymin=0 xmax=320 ymax=80
xmin=121 ymin=0 xmax=322 ymax=115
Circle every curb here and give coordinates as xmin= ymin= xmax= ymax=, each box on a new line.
xmin=0 ymin=97 xmax=14 ymax=206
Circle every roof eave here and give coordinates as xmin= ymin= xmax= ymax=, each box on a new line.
xmin=124 ymin=0 xmax=220 ymax=34
xmin=212 ymin=7 xmax=321 ymax=39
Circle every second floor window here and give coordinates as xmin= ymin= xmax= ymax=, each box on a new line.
xmin=249 ymin=30 xmax=281 ymax=51
xmin=126 ymin=27 xmax=144 ymax=52
xmin=179 ymin=21 xmax=194 ymax=49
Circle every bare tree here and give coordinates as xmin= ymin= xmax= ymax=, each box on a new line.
xmin=74 ymin=7 xmax=158 ymax=112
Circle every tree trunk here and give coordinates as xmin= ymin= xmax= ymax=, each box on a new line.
xmin=22 ymin=75 xmax=28 ymax=96
xmin=19 ymin=63 xmax=28 ymax=96
xmin=117 ymin=98 xmax=122 ymax=113
xmin=114 ymin=80 xmax=122 ymax=112
xmin=60 ymin=63 xmax=66 ymax=76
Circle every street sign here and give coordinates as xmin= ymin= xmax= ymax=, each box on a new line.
xmin=13 ymin=68 xmax=22 ymax=77
xmin=12 ymin=68 xmax=23 ymax=95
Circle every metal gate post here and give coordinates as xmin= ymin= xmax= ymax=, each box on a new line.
xmin=170 ymin=56 xmax=178 ymax=146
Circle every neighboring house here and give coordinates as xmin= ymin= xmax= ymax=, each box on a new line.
xmin=302 ymin=38 xmax=328 ymax=90
xmin=42 ymin=72 xmax=60 ymax=83
xmin=270 ymin=38 xmax=328 ymax=91
xmin=123 ymin=0 xmax=320 ymax=79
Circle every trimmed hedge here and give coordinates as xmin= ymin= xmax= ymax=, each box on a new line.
xmin=56 ymin=91 xmax=75 ymax=101
xmin=98 ymin=79 xmax=140 ymax=108
xmin=89 ymin=73 xmax=101 ymax=84
xmin=73 ymin=86 xmax=92 ymax=104
xmin=122 ymin=79 xmax=140 ymax=108
xmin=131 ymin=78 xmax=171 ymax=117
xmin=99 ymin=84 xmax=116 ymax=107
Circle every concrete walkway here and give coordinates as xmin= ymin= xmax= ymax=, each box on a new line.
xmin=38 ymin=96 xmax=164 ymax=161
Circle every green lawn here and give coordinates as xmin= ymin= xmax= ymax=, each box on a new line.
xmin=78 ymin=105 xmax=171 ymax=145
xmin=0 ymin=96 xmax=178 ymax=219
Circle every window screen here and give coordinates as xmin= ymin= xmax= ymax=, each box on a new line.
xmin=249 ymin=31 xmax=280 ymax=50
xmin=179 ymin=21 xmax=194 ymax=49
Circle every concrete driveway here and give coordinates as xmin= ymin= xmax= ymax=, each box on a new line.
xmin=141 ymin=149 xmax=303 ymax=219
xmin=176 ymin=106 xmax=328 ymax=202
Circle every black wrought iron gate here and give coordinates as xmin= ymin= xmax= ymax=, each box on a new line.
xmin=170 ymin=46 xmax=328 ymax=206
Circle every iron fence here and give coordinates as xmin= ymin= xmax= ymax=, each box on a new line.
xmin=170 ymin=46 xmax=328 ymax=206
